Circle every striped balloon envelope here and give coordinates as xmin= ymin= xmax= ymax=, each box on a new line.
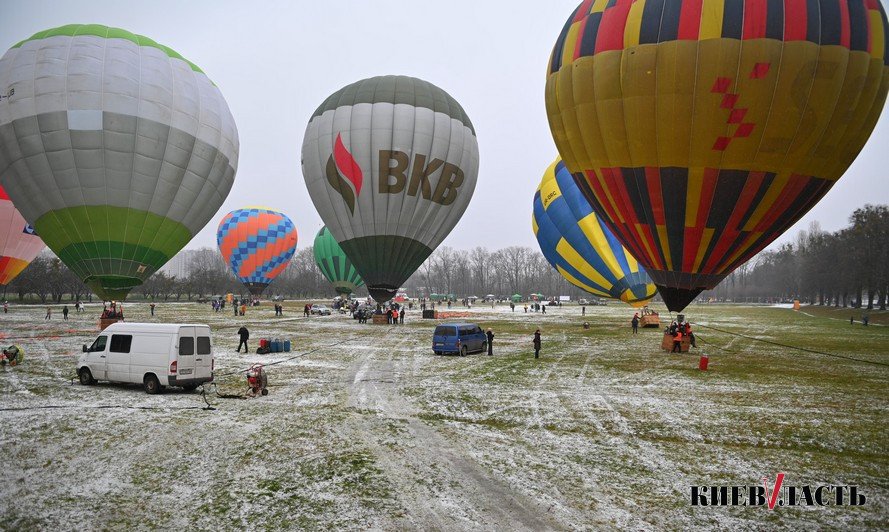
xmin=217 ymin=208 xmax=298 ymax=296
xmin=546 ymin=0 xmax=889 ymax=311
xmin=533 ymin=159 xmax=657 ymax=307
xmin=0 ymin=24 xmax=239 ymax=300
xmin=0 ymin=184 xmax=44 ymax=285
xmin=313 ymin=226 xmax=364 ymax=296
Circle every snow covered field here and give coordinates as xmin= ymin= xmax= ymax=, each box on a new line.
xmin=1 ymin=301 xmax=886 ymax=530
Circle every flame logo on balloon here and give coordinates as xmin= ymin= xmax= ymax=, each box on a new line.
xmin=325 ymin=133 xmax=363 ymax=215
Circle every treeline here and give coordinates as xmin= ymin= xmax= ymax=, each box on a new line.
xmin=709 ymin=205 xmax=889 ymax=310
xmin=4 ymin=204 xmax=885 ymax=307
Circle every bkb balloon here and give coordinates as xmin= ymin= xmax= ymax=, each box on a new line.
xmin=302 ymin=76 xmax=479 ymax=303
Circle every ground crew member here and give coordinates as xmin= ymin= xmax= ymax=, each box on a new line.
xmin=631 ymin=313 xmax=639 ymax=334
xmin=486 ymin=328 xmax=494 ymax=356
xmin=237 ymin=326 xmax=249 ymax=353
xmin=533 ymin=329 xmax=541 ymax=359
xmin=671 ymin=330 xmax=683 ymax=353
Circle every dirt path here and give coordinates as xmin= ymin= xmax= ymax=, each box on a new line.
xmin=339 ymin=342 xmax=562 ymax=531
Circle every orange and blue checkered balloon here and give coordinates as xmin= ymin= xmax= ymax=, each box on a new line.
xmin=217 ymin=208 xmax=298 ymax=295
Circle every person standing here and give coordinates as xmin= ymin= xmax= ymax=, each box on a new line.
xmin=3 ymin=302 xmax=7 ymax=313
xmin=234 ymin=300 xmax=239 ymax=316
xmin=631 ymin=313 xmax=639 ymax=334
xmin=45 ymin=306 xmax=52 ymax=320
xmin=399 ymin=307 xmax=405 ymax=324
xmin=237 ymin=326 xmax=249 ymax=353
xmin=533 ymin=329 xmax=541 ymax=359
xmin=62 ymin=305 xmax=69 ymax=321
xmin=150 ymin=302 xmax=156 ymax=316
xmin=486 ymin=328 xmax=494 ymax=356
xmin=582 ymin=305 xmax=586 ymax=316
xmin=671 ymin=329 xmax=683 ymax=353
xmin=542 ymin=304 xmax=546 ymax=314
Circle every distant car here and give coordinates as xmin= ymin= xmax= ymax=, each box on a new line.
xmin=310 ymin=304 xmax=332 ymax=316
xmin=578 ymin=299 xmax=589 ymax=305
xmin=432 ymin=322 xmax=487 ymax=356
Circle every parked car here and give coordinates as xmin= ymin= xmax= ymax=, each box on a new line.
xmin=310 ymin=304 xmax=332 ymax=316
xmin=432 ymin=322 xmax=487 ymax=356
xmin=77 ymin=323 xmax=214 ymax=394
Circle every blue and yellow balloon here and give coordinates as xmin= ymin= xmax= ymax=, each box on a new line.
xmin=533 ymin=159 xmax=656 ymax=307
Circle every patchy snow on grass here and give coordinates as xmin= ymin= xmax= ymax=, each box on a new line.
xmin=0 ymin=301 xmax=886 ymax=529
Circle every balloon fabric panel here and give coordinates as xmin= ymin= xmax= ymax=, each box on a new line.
xmin=547 ymin=0 xmax=889 ymax=311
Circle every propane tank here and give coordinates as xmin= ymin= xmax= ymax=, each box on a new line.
xmin=698 ymin=354 xmax=709 ymax=371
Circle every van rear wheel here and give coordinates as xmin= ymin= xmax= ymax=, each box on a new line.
xmin=143 ymin=374 xmax=163 ymax=394
xmin=78 ymin=367 xmax=95 ymax=385
xmin=182 ymin=384 xmax=199 ymax=392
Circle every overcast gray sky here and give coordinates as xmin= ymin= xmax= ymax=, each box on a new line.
xmin=3 ymin=0 xmax=887 ymax=256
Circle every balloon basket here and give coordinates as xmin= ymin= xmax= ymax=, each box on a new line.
xmin=372 ymin=314 xmax=389 ymax=325
xmin=99 ymin=317 xmax=123 ymax=331
xmin=661 ymin=333 xmax=690 ymax=353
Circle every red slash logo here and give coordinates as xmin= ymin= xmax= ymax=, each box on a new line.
xmin=763 ymin=472 xmax=785 ymax=510
xmin=325 ymin=133 xmax=363 ymax=214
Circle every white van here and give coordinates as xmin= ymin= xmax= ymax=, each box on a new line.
xmin=78 ymin=323 xmax=214 ymax=394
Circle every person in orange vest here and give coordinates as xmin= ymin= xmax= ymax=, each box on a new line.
xmin=391 ymin=307 xmax=399 ymax=325
xmin=671 ymin=329 xmax=683 ymax=353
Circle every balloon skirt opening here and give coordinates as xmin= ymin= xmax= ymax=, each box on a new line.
xmin=656 ymin=286 xmax=705 ymax=313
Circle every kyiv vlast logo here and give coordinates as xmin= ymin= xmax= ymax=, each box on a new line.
xmin=326 ymin=132 xmax=468 ymax=215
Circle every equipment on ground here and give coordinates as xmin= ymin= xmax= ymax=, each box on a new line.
xmin=246 ymin=364 xmax=268 ymax=397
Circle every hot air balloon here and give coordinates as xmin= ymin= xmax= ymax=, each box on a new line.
xmin=0 ymin=184 xmax=44 ymax=285
xmin=0 ymin=25 xmax=239 ymax=300
xmin=546 ymin=2 xmax=889 ymax=311
xmin=217 ymin=208 xmax=297 ymax=296
xmin=533 ymin=159 xmax=656 ymax=306
xmin=313 ymin=226 xmax=364 ymax=296
xmin=301 ymin=76 xmax=479 ymax=303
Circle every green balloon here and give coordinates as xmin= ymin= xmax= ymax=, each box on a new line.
xmin=313 ymin=227 xmax=364 ymax=296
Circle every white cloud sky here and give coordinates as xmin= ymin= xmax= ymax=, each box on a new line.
xmin=3 ymin=0 xmax=887 ymax=256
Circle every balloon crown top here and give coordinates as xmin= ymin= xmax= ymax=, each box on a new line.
xmin=11 ymin=24 xmax=205 ymax=75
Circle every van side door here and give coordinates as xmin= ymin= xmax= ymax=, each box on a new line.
xmin=87 ymin=335 xmax=109 ymax=380
xmin=108 ymin=334 xmax=133 ymax=382
xmin=195 ymin=328 xmax=212 ymax=379
xmin=177 ymin=326 xmax=196 ymax=379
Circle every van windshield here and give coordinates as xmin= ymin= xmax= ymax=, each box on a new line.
xmin=434 ymin=326 xmax=456 ymax=336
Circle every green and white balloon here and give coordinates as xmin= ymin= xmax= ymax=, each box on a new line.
xmin=0 ymin=24 xmax=238 ymax=299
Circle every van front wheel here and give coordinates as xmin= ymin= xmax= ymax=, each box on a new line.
xmin=460 ymin=346 xmax=467 ymax=357
xmin=78 ymin=367 xmax=95 ymax=385
xmin=144 ymin=374 xmax=163 ymax=394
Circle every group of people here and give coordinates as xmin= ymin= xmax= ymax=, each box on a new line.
xmin=100 ymin=301 xmax=123 ymax=320
xmin=273 ymin=303 xmax=284 ymax=316
xmin=385 ymin=305 xmax=405 ymax=324
xmin=667 ymin=320 xmax=695 ymax=352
